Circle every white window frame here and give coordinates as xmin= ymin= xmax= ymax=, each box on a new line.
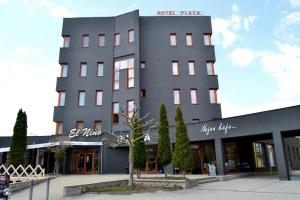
xmin=78 ymin=91 xmax=85 ymax=106
xmin=190 ymin=89 xmax=197 ymax=104
xmin=172 ymin=61 xmax=179 ymax=75
xmin=96 ymin=90 xmax=103 ymax=106
xmin=188 ymin=61 xmax=195 ymax=75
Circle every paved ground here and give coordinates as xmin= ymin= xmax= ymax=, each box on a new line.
xmin=11 ymin=174 xmax=129 ymax=200
xmin=62 ymin=176 xmax=300 ymax=200
xmin=11 ymin=174 xmax=300 ymax=200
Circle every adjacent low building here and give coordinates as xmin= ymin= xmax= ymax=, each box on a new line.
xmin=1 ymin=10 xmax=300 ymax=180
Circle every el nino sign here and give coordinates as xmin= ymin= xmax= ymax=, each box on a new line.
xmin=157 ymin=11 xmax=202 ymax=16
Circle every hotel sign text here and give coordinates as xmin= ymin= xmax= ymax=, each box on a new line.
xmin=200 ymin=123 xmax=237 ymax=136
xmin=69 ymin=128 xmax=102 ymax=139
xmin=157 ymin=11 xmax=202 ymax=16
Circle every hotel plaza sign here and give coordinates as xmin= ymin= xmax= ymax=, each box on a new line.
xmin=200 ymin=123 xmax=237 ymax=136
xmin=156 ymin=11 xmax=202 ymax=16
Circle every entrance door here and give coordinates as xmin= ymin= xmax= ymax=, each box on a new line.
xmin=74 ymin=150 xmax=95 ymax=174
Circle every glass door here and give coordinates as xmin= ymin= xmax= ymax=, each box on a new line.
xmin=85 ymin=153 xmax=93 ymax=174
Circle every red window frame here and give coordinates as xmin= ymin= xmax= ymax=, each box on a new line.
xmin=63 ymin=35 xmax=70 ymax=48
xmin=207 ymin=61 xmax=215 ymax=75
xmin=94 ymin=120 xmax=102 ymax=130
xmin=112 ymin=102 xmax=119 ymax=124
xmin=98 ymin=34 xmax=106 ymax=47
xmin=172 ymin=61 xmax=179 ymax=76
xmin=186 ymin=33 xmax=193 ymax=46
xmin=96 ymin=62 xmax=104 ymax=77
xmin=128 ymin=29 xmax=134 ymax=43
xmin=173 ymin=89 xmax=181 ymax=105
xmin=127 ymin=100 xmax=135 ymax=119
xmin=60 ymin=63 xmax=68 ymax=77
xmin=58 ymin=91 xmax=66 ymax=106
xmin=127 ymin=66 xmax=134 ymax=88
xmin=82 ymin=34 xmax=90 ymax=48
xmin=204 ymin=33 xmax=212 ymax=45
xmin=76 ymin=121 xmax=84 ymax=129
xmin=78 ymin=90 xmax=85 ymax=107
xmin=170 ymin=33 xmax=177 ymax=46
xmin=190 ymin=89 xmax=198 ymax=104
xmin=188 ymin=61 xmax=195 ymax=75
xmin=114 ymin=33 xmax=120 ymax=46
xmin=209 ymin=89 xmax=218 ymax=104
xmin=95 ymin=90 xmax=103 ymax=106
xmin=55 ymin=121 xmax=63 ymax=135
xmin=80 ymin=62 xmax=87 ymax=78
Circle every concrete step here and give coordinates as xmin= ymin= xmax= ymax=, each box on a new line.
xmin=197 ymin=178 xmax=219 ymax=184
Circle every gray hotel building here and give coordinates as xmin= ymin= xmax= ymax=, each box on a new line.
xmin=1 ymin=10 xmax=300 ymax=181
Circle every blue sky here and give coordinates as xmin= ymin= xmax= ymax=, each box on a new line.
xmin=0 ymin=0 xmax=300 ymax=136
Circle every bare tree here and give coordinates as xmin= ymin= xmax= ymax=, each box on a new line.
xmin=102 ymin=105 xmax=157 ymax=186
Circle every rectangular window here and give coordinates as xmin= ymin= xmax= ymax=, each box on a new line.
xmin=140 ymin=61 xmax=146 ymax=69
xmin=55 ymin=122 xmax=63 ymax=135
xmin=114 ymin=33 xmax=120 ymax=46
xmin=98 ymin=34 xmax=105 ymax=47
xmin=78 ymin=90 xmax=85 ymax=106
xmin=112 ymin=102 xmax=119 ymax=124
xmin=141 ymin=89 xmax=146 ymax=97
xmin=127 ymin=100 xmax=135 ymax=119
xmin=128 ymin=59 xmax=134 ymax=88
xmin=63 ymin=35 xmax=70 ymax=48
xmin=97 ymin=62 xmax=104 ymax=77
xmin=82 ymin=34 xmax=89 ymax=48
xmin=60 ymin=64 xmax=68 ymax=77
xmin=114 ymin=57 xmax=134 ymax=90
xmin=96 ymin=90 xmax=103 ymax=106
xmin=204 ymin=34 xmax=212 ymax=46
xmin=170 ymin=33 xmax=177 ymax=46
xmin=190 ymin=89 xmax=198 ymax=104
xmin=58 ymin=91 xmax=66 ymax=106
xmin=209 ymin=89 xmax=218 ymax=104
xmin=76 ymin=121 xmax=84 ymax=129
xmin=128 ymin=29 xmax=134 ymax=43
xmin=94 ymin=121 xmax=102 ymax=130
xmin=186 ymin=33 xmax=193 ymax=46
xmin=207 ymin=61 xmax=215 ymax=75
xmin=188 ymin=61 xmax=195 ymax=75
xmin=173 ymin=89 xmax=180 ymax=105
xmin=172 ymin=61 xmax=179 ymax=75
xmin=80 ymin=62 xmax=87 ymax=77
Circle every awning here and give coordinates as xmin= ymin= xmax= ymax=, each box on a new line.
xmin=0 ymin=141 xmax=102 ymax=153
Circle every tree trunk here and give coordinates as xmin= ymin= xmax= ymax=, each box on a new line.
xmin=128 ymin=145 xmax=134 ymax=186
xmin=183 ymin=169 xmax=186 ymax=178
xmin=164 ymin=166 xmax=167 ymax=178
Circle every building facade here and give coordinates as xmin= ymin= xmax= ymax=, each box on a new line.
xmin=1 ymin=10 xmax=300 ymax=180
xmin=53 ymin=10 xmax=221 ymax=174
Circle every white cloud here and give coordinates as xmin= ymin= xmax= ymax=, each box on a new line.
xmin=229 ymin=48 xmax=255 ymax=66
xmin=289 ymin=0 xmax=300 ymax=7
xmin=0 ymin=61 xmax=57 ymax=136
xmin=15 ymin=46 xmax=40 ymax=55
xmin=285 ymin=12 xmax=300 ymax=24
xmin=212 ymin=4 xmax=257 ymax=48
xmin=212 ymin=18 xmax=237 ymax=48
xmin=243 ymin=16 xmax=257 ymax=31
xmin=261 ymin=43 xmax=300 ymax=100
